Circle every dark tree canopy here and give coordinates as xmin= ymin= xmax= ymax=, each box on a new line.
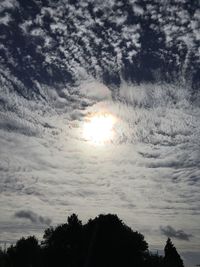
xmin=0 ymin=214 xmax=184 ymax=267
xmin=164 ymin=238 xmax=184 ymax=267
xmin=82 ymin=214 xmax=148 ymax=267
xmin=6 ymin=236 xmax=40 ymax=267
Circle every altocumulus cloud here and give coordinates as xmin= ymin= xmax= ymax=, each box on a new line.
xmin=15 ymin=210 xmax=51 ymax=226
xmin=0 ymin=1 xmax=200 ymax=266
xmin=160 ymin=225 xmax=193 ymax=241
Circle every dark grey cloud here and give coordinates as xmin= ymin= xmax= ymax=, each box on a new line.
xmin=14 ymin=210 xmax=51 ymax=226
xmin=160 ymin=225 xmax=193 ymax=241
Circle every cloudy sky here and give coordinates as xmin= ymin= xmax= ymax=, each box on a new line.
xmin=0 ymin=0 xmax=200 ymax=266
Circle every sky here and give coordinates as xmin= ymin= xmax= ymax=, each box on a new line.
xmin=0 ymin=0 xmax=200 ymax=266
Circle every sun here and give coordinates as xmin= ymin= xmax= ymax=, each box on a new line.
xmin=83 ymin=113 xmax=115 ymax=145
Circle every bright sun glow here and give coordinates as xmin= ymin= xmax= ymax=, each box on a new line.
xmin=83 ymin=113 xmax=115 ymax=145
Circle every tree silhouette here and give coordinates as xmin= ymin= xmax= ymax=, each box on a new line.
xmin=42 ymin=213 xmax=83 ymax=267
xmin=145 ymin=252 xmax=164 ymax=267
xmin=82 ymin=214 xmax=148 ymax=267
xmin=0 ymin=247 xmax=7 ymax=267
xmin=164 ymin=238 xmax=184 ymax=267
xmin=6 ymin=236 xmax=40 ymax=267
xmin=1 ymin=213 xmax=186 ymax=267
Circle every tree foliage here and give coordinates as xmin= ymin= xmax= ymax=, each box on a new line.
xmin=164 ymin=238 xmax=184 ymax=267
xmin=0 ymin=213 xmax=184 ymax=267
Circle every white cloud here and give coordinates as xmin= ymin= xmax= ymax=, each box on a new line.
xmin=0 ymin=0 xmax=18 ymax=12
xmin=0 ymin=1 xmax=200 ymax=265
xmin=0 ymin=13 xmax=12 ymax=25
xmin=0 ymin=79 xmax=199 ymax=260
xmin=79 ymin=80 xmax=111 ymax=101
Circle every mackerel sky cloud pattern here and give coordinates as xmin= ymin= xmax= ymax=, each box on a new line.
xmin=0 ymin=1 xmax=200 ymax=266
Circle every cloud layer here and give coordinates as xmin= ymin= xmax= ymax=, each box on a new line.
xmin=0 ymin=1 xmax=200 ymax=266
xmin=0 ymin=0 xmax=199 ymax=93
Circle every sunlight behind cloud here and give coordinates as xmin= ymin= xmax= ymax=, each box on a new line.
xmin=83 ymin=113 xmax=116 ymax=145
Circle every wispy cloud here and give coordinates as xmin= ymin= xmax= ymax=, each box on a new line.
xmin=160 ymin=225 xmax=193 ymax=241
xmin=15 ymin=210 xmax=51 ymax=226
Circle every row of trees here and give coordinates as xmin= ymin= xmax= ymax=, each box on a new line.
xmin=0 ymin=213 xmax=184 ymax=267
